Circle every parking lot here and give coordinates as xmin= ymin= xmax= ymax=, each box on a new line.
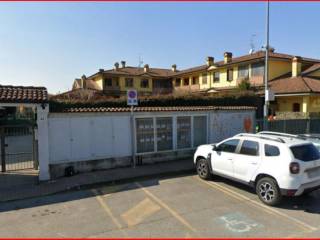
xmin=0 ymin=173 xmax=320 ymax=238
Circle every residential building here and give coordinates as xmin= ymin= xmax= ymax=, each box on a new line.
xmin=71 ymin=50 xmax=320 ymax=115
xmin=73 ymin=61 xmax=174 ymax=97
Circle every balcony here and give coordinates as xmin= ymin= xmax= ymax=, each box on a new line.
xmin=174 ymin=84 xmax=200 ymax=93
xmin=103 ymin=86 xmax=121 ymax=96
xmin=152 ymin=88 xmax=173 ymax=95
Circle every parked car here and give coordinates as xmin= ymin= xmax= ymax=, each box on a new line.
xmin=258 ymin=131 xmax=320 ymax=151
xmin=194 ymin=133 xmax=320 ymax=206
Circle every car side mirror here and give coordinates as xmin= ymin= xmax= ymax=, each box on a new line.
xmin=212 ymin=145 xmax=217 ymax=151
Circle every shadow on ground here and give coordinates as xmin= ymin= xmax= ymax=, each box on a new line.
xmin=0 ymin=172 xmax=193 ymax=213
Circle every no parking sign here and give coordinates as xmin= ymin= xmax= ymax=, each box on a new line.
xmin=127 ymin=89 xmax=138 ymax=106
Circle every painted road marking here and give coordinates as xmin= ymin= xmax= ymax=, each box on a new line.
xmin=218 ymin=212 xmax=262 ymax=233
xmin=193 ymin=176 xmax=317 ymax=232
xmin=121 ymin=197 xmax=161 ymax=227
xmin=135 ymin=182 xmax=197 ymax=233
xmin=91 ymin=189 xmax=128 ymax=237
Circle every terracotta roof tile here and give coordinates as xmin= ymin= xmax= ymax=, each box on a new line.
xmin=63 ymin=106 xmax=256 ymax=113
xmin=0 ymin=85 xmax=48 ymax=104
xmin=269 ymin=76 xmax=320 ymax=94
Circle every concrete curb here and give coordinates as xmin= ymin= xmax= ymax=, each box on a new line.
xmin=0 ymin=159 xmax=195 ymax=203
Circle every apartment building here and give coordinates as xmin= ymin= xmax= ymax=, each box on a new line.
xmin=71 ymin=50 xmax=320 ymax=115
xmin=73 ymin=61 xmax=173 ymax=97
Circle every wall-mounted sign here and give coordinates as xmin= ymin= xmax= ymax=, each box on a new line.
xmin=127 ymin=89 xmax=138 ymax=106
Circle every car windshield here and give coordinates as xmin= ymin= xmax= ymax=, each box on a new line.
xmin=290 ymin=144 xmax=320 ymax=162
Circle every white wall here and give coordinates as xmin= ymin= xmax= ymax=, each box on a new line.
xmin=48 ymin=113 xmax=131 ymax=164
xmin=209 ymin=110 xmax=256 ymax=143
xmin=48 ymin=110 xmax=255 ymax=164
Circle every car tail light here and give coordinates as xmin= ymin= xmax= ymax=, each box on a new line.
xmin=290 ymin=162 xmax=300 ymax=174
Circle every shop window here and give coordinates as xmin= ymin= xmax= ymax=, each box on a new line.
xmin=177 ymin=117 xmax=191 ymax=149
xmin=136 ymin=118 xmax=154 ymax=153
xmin=156 ymin=117 xmax=173 ymax=151
xmin=193 ymin=116 xmax=207 ymax=147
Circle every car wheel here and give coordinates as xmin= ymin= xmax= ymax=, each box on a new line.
xmin=256 ymin=177 xmax=282 ymax=206
xmin=196 ymin=158 xmax=211 ymax=180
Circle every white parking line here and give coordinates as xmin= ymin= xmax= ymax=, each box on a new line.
xmin=193 ymin=176 xmax=317 ymax=233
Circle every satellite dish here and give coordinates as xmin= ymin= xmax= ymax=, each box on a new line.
xmin=249 ymin=48 xmax=254 ymax=54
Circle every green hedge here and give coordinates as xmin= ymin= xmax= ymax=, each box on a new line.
xmin=49 ymin=92 xmax=262 ymax=113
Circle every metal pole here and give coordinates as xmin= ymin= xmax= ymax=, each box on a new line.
xmin=1 ymin=128 xmax=6 ymax=172
xmin=264 ymin=0 xmax=270 ymax=130
xmin=130 ymin=105 xmax=136 ymax=168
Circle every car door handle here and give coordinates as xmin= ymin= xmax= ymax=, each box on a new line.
xmin=227 ymin=158 xmax=233 ymax=161
xmin=251 ymin=162 xmax=258 ymax=165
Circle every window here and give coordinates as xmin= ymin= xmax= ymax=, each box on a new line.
xmin=293 ymin=103 xmax=300 ymax=112
xmin=156 ymin=117 xmax=173 ymax=151
xmin=177 ymin=117 xmax=191 ymax=149
xmin=265 ymin=144 xmax=280 ymax=157
xmin=192 ymin=77 xmax=199 ymax=85
xmin=240 ymin=140 xmax=259 ymax=156
xmin=202 ymin=73 xmax=207 ymax=84
xmin=218 ymin=139 xmax=240 ymax=153
xmin=193 ymin=116 xmax=207 ymax=147
xmin=238 ymin=65 xmax=249 ymax=79
xmin=227 ymin=69 xmax=233 ymax=82
xmin=251 ymin=62 xmax=265 ymax=76
xmin=104 ymin=78 xmax=112 ymax=87
xmin=114 ymin=78 xmax=119 ymax=87
xmin=183 ymin=78 xmax=189 ymax=86
xmin=136 ymin=118 xmax=154 ymax=153
xmin=214 ymin=72 xmax=220 ymax=82
xmin=175 ymin=78 xmax=181 ymax=87
xmin=125 ymin=78 xmax=134 ymax=88
xmin=141 ymin=79 xmax=149 ymax=88
xmin=290 ymin=144 xmax=320 ymax=162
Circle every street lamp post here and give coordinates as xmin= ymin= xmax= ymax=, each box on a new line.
xmin=264 ymin=0 xmax=270 ymax=130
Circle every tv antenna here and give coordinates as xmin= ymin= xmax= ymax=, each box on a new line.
xmin=138 ymin=55 xmax=144 ymax=68
xmin=249 ymin=34 xmax=256 ymax=54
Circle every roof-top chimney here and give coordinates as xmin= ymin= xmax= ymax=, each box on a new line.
xmin=224 ymin=52 xmax=232 ymax=64
xmin=121 ymin=61 xmax=126 ymax=68
xmin=114 ymin=62 xmax=119 ymax=71
xmin=292 ymin=56 xmax=302 ymax=77
xmin=99 ymin=68 xmax=104 ymax=73
xmin=80 ymin=75 xmax=86 ymax=89
xmin=172 ymin=64 xmax=177 ymax=72
xmin=144 ymin=64 xmax=149 ymax=73
xmin=206 ymin=56 xmax=214 ymax=66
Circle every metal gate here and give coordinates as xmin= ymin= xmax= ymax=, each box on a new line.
xmin=0 ymin=125 xmax=38 ymax=172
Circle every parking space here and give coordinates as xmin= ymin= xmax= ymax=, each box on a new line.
xmin=0 ymin=173 xmax=319 ymax=238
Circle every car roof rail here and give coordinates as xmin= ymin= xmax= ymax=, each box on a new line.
xmin=236 ymin=133 xmax=286 ymax=143
xmin=258 ymin=131 xmax=297 ymax=137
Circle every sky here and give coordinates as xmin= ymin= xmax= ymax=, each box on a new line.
xmin=0 ymin=2 xmax=320 ymax=94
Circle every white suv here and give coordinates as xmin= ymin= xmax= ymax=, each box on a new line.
xmin=194 ymin=133 xmax=320 ymax=206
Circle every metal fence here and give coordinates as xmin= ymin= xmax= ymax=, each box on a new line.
xmin=0 ymin=125 xmax=38 ymax=172
xmin=256 ymin=118 xmax=320 ymax=134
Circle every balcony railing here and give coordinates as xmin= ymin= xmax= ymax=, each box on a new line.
xmin=174 ymin=84 xmax=200 ymax=93
xmin=103 ymin=86 xmax=121 ymax=96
